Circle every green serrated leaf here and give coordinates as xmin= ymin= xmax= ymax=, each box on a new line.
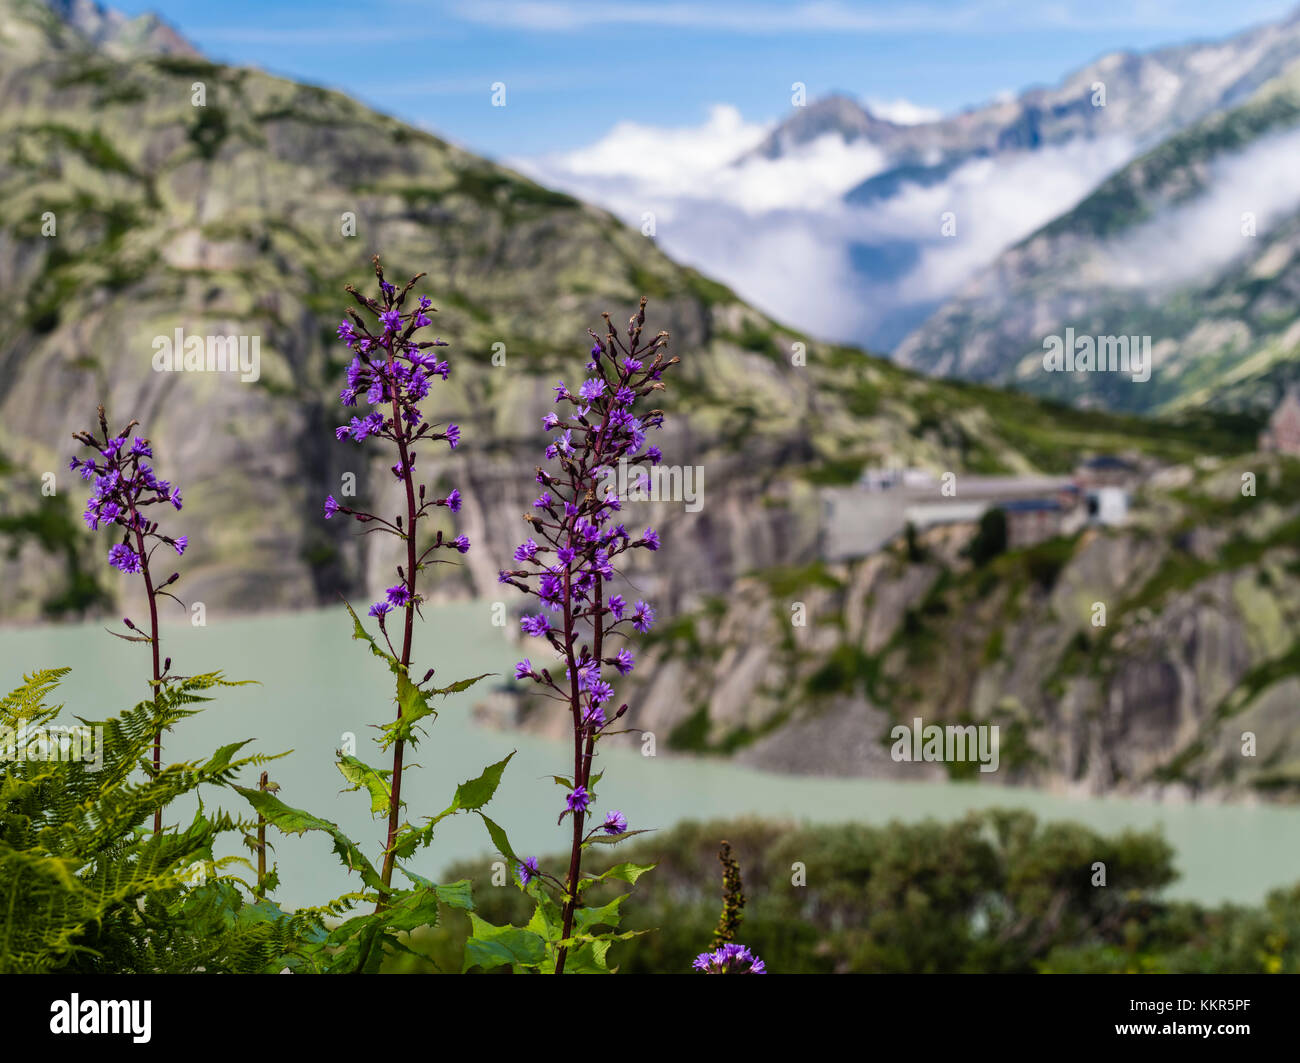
xmin=432 ymin=672 xmax=494 ymax=696
xmin=449 ymin=752 xmax=515 ymax=812
xmin=462 ymin=914 xmax=547 ymax=971
xmin=574 ymin=892 xmax=625 ymax=933
xmin=584 ymin=828 xmax=654 ymax=847
xmin=233 ymin=785 xmax=383 ymax=892
xmin=389 ymin=754 xmax=516 ymax=859
xmin=583 ymin=861 xmax=656 ymax=888
xmin=336 ymin=754 xmax=392 ymax=816
xmin=478 ymin=813 xmax=521 ymax=870
xmin=343 ymin=601 xmax=401 ymax=677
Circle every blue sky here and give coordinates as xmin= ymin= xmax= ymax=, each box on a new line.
xmin=113 ymin=0 xmax=1299 ymax=159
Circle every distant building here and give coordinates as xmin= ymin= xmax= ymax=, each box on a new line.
xmin=1260 ymin=390 xmax=1300 ymax=456
xmin=1086 ymin=485 xmax=1129 ymax=526
xmin=1001 ymin=498 xmax=1066 ymax=549
xmin=1075 ymin=455 xmax=1138 ymax=488
xmin=1072 ymin=455 xmax=1136 ymax=527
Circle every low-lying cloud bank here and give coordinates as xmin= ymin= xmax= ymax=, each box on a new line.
xmin=515 ymin=104 xmax=1138 ymax=350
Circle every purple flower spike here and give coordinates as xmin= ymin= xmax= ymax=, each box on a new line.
xmin=495 ymin=302 xmax=676 ymax=971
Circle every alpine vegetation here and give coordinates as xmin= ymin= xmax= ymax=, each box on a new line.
xmin=228 ymin=258 xmax=519 ymax=973
xmin=498 ymin=298 xmax=677 ymax=973
xmin=323 ymin=255 xmax=480 ymax=895
xmin=71 ymin=407 xmax=188 ymax=833
xmin=4 ymin=264 xmax=732 ymax=975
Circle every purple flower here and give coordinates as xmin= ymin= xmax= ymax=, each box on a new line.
xmin=107 ymin=543 xmax=141 ymax=574
xmin=173 ymin=536 xmax=188 ymax=556
xmin=603 ymin=810 xmax=627 ymax=835
xmin=566 ymin=786 xmax=591 ymax=814
xmin=514 ymin=538 xmax=538 ymax=562
xmin=520 ymin=613 xmax=551 ymax=637
xmin=445 ymin=489 xmax=462 ymax=513
xmin=453 ymin=534 xmax=471 ymax=553
xmin=324 ymin=495 xmax=340 ymax=519
xmin=369 ymin=601 xmax=392 ymax=619
xmin=518 ymin=857 xmax=539 ymax=885
xmin=385 ymin=584 xmax=412 ymax=608
xmin=579 ymin=378 xmax=606 ymax=402
xmin=641 ymin=528 xmax=660 ymax=551
xmin=380 ymin=308 xmax=402 ymax=332
xmin=631 ymin=600 xmax=655 ymax=633
xmin=613 ymin=648 xmax=635 ymax=676
xmin=514 ymin=659 xmax=533 ymax=680
xmin=446 ymin=424 xmax=460 ymax=449
xmin=692 ymin=944 xmax=766 ymax=974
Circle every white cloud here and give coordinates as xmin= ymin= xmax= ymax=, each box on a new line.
xmin=877 ymin=136 xmax=1137 ymax=301
xmin=515 ymin=104 xmax=1144 ymax=347
xmin=517 ymin=104 xmax=889 ymax=214
xmin=864 ymin=97 xmax=944 ymax=125
xmin=1094 ymin=126 xmax=1300 ymax=288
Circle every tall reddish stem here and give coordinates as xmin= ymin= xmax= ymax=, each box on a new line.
xmin=133 ymin=525 xmax=163 ymax=835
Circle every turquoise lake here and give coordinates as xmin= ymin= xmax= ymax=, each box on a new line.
xmin=4 ymin=601 xmax=1299 ymax=908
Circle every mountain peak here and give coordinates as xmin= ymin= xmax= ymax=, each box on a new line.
xmin=747 ymin=92 xmax=903 ymax=159
xmin=1 ymin=0 xmax=199 ymax=59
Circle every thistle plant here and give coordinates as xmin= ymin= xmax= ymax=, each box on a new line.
xmin=498 ymin=299 xmax=676 ymax=973
xmin=226 ymin=259 xmax=517 ymax=973
xmin=320 ymin=255 xmax=477 ymax=896
xmin=71 ymin=407 xmax=187 ymax=833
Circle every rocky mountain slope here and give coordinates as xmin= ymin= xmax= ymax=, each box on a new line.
xmin=894 ymin=61 xmax=1300 ymax=415
xmin=484 ymin=453 xmax=1300 ymax=801
xmin=1 ymin=0 xmax=1224 ymax=626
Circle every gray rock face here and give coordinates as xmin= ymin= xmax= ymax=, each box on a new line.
xmin=531 ymin=456 xmax=1300 ymax=801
